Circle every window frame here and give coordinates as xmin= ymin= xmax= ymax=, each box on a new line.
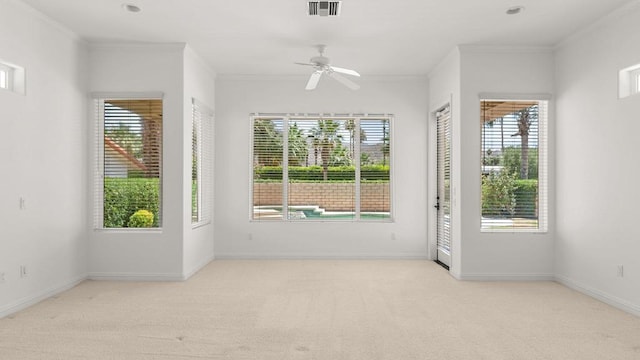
xmin=250 ymin=113 xmax=394 ymax=223
xmin=633 ymin=68 xmax=640 ymax=94
xmin=618 ymin=64 xmax=640 ymax=98
xmin=191 ymin=98 xmax=213 ymax=228
xmin=0 ymin=62 xmax=14 ymax=91
xmin=479 ymin=95 xmax=549 ymax=233
xmin=92 ymin=92 xmax=164 ymax=231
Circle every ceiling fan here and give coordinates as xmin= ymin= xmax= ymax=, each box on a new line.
xmin=295 ymin=45 xmax=360 ymax=90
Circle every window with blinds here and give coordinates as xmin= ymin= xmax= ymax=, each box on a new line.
xmin=480 ymin=99 xmax=548 ymax=232
xmin=619 ymin=64 xmax=640 ymax=98
xmin=0 ymin=60 xmax=24 ymax=94
xmin=0 ymin=65 xmax=9 ymax=90
xmin=252 ymin=114 xmax=392 ymax=221
xmin=94 ymin=96 xmax=163 ymax=229
xmin=192 ymin=99 xmax=213 ymax=225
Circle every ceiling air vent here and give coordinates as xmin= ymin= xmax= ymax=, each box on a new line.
xmin=308 ymin=1 xmax=341 ymax=16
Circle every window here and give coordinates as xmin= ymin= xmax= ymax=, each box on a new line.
xmin=619 ymin=64 xmax=640 ymax=98
xmin=0 ymin=60 xmax=24 ymax=94
xmin=252 ymin=114 xmax=392 ymax=221
xmin=0 ymin=65 xmax=10 ymax=90
xmin=480 ymin=99 xmax=548 ymax=232
xmin=0 ymin=60 xmax=25 ymax=94
xmin=192 ymin=99 xmax=213 ymax=225
xmin=94 ymin=95 xmax=163 ymax=229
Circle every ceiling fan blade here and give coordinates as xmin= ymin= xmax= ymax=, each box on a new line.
xmin=306 ymin=70 xmax=323 ymax=90
xmin=295 ymin=62 xmax=316 ymax=67
xmin=330 ymin=66 xmax=360 ymax=77
xmin=328 ymin=72 xmax=360 ymax=90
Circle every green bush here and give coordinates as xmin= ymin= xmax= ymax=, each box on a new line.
xmin=502 ymin=147 xmax=538 ymax=179
xmin=128 ymin=209 xmax=154 ymax=228
xmin=514 ymin=179 xmax=538 ymax=218
xmin=482 ymin=171 xmax=517 ymax=217
xmin=104 ymin=178 xmax=160 ymax=228
xmin=254 ymin=165 xmax=389 ymax=181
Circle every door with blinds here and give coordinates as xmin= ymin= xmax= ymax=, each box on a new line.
xmin=435 ymin=105 xmax=451 ymax=268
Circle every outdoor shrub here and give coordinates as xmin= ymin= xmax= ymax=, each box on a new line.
xmin=104 ymin=178 xmax=160 ymax=228
xmin=255 ymin=165 xmax=389 ymax=181
xmin=482 ymin=170 xmax=517 ymax=217
xmin=502 ymin=147 xmax=538 ymax=179
xmin=128 ymin=209 xmax=154 ymax=228
xmin=514 ymin=179 xmax=538 ymax=218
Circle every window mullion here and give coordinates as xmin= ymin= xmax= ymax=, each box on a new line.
xmin=282 ymin=116 xmax=289 ymax=220
xmin=354 ymin=118 xmax=361 ymax=220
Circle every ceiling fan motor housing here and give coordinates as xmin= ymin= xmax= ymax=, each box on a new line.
xmin=311 ymin=55 xmax=330 ymax=65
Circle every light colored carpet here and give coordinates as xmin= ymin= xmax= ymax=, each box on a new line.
xmin=0 ymin=260 xmax=639 ymax=359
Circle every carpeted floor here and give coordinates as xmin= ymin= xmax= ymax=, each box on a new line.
xmin=0 ymin=260 xmax=639 ymax=359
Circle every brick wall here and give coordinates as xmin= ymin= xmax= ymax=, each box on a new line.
xmin=253 ymin=182 xmax=390 ymax=212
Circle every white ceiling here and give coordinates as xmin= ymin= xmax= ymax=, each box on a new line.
xmin=20 ymin=0 xmax=631 ymax=75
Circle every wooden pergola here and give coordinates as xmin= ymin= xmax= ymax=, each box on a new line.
xmin=481 ymin=101 xmax=537 ymax=123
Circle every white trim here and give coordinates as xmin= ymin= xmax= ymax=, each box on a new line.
xmin=0 ymin=275 xmax=86 ymax=319
xmin=459 ymin=44 xmax=554 ymax=54
xmin=88 ymin=272 xmax=186 ymax=282
xmin=555 ymin=0 xmax=640 ymax=51
xmin=478 ymin=93 xmax=552 ymax=101
xmin=7 ymin=0 xmax=84 ymax=42
xmin=217 ymin=74 xmax=427 ymax=82
xmin=555 ymin=275 xmax=640 ymax=317
xmin=213 ymin=253 xmax=429 ymax=260
xmin=91 ymin=92 xmax=164 ymax=100
xmin=183 ymin=254 xmax=215 ymax=280
xmin=89 ymin=42 xmax=186 ymax=51
xmin=455 ymin=273 xmax=555 ymax=281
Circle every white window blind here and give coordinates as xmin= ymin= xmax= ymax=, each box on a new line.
xmin=436 ymin=105 xmax=452 ymax=264
xmin=480 ymin=99 xmax=548 ymax=232
xmin=252 ymin=114 xmax=392 ymax=221
xmin=0 ymin=67 xmax=8 ymax=89
xmin=94 ymin=97 xmax=163 ymax=229
xmin=0 ymin=61 xmax=14 ymax=91
xmin=192 ymin=99 xmax=213 ymax=225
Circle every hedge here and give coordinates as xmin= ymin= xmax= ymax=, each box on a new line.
xmin=255 ymin=165 xmax=390 ymax=181
xmin=482 ymin=177 xmax=538 ymax=219
xmin=514 ymin=179 xmax=538 ymax=218
xmin=104 ymin=178 xmax=160 ymax=228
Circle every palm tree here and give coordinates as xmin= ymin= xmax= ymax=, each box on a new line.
xmin=253 ymin=119 xmax=282 ymax=166
xmin=310 ymin=120 xmax=343 ymax=180
xmin=345 ymin=119 xmax=356 ymax=160
xmin=512 ymin=107 xmax=532 ymax=179
xmin=381 ymin=119 xmax=390 ymax=166
xmin=288 ymin=122 xmax=308 ymax=166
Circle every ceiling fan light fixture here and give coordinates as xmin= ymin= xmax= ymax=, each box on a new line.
xmin=506 ymin=6 xmax=525 ymax=15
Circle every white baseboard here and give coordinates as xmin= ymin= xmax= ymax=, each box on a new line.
xmin=213 ymin=253 xmax=429 ymax=260
xmin=183 ymin=254 xmax=215 ymax=280
xmin=0 ymin=275 xmax=86 ymax=319
xmin=555 ymin=275 xmax=640 ymax=317
xmin=456 ymin=273 xmax=555 ymax=281
xmin=88 ymin=272 xmax=185 ymax=281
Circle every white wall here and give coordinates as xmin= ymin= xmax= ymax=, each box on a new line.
xmin=0 ymin=0 xmax=88 ymax=316
xmin=428 ymin=48 xmax=462 ymax=276
xmin=429 ymin=46 xmax=556 ymax=280
xmin=457 ymin=46 xmax=556 ymax=279
xmin=555 ymin=2 xmax=640 ymax=314
xmin=88 ymin=43 xmax=186 ymax=279
xmin=214 ymin=75 xmax=429 ymax=258
xmin=182 ymin=45 xmax=216 ymax=277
